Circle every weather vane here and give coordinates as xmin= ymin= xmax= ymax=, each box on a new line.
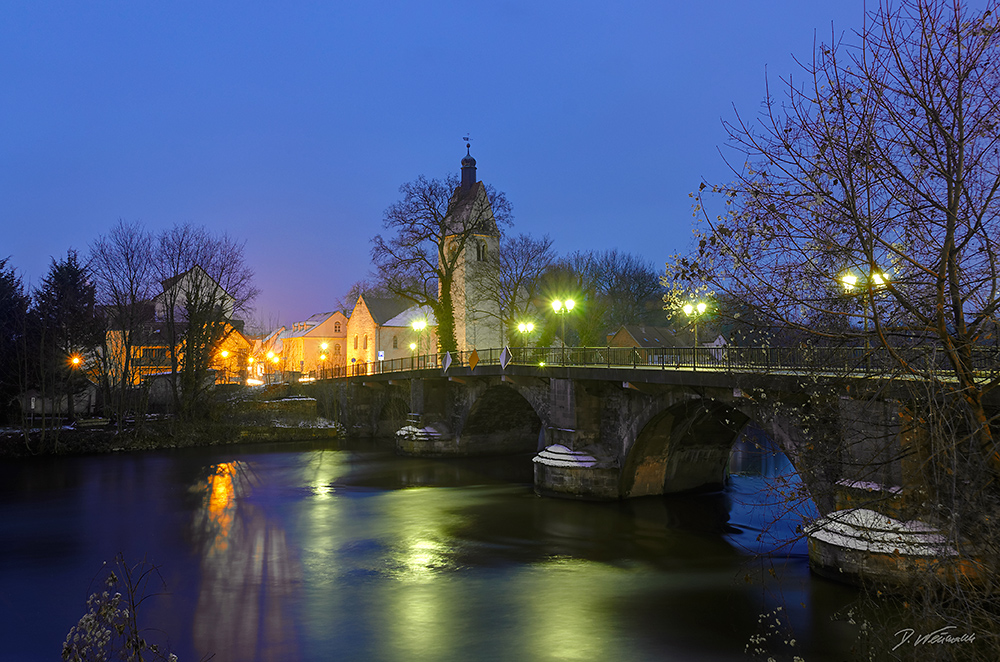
xmin=463 ymin=135 xmax=472 ymax=150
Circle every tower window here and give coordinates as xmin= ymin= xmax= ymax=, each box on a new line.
xmin=334 ymin=321 xmax=341 ymax=333
xmin=476 ymin=242 xmax=487 ymax=261
xmin=354 ymin=335 xmax=358 ymax=350
xmin=335 ymin=344 xmax=341 ymax=355
xmin=392 ymin=335 xmax=398 ymax=349
xmin=363 ymin=334 xmax=368 ymax=350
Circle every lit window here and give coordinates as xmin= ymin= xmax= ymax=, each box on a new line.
xmin=354 ymin=335 xmax=358 ymax=349
xmin=363 ymin=334 xmax=368 ymax=350
xmin=334 ymin=322 xmax=341 ymax=333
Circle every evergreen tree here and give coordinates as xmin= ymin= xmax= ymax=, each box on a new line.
xmin=0 ymin=258 xmax=30 ymax=424
xmin=34 ymin=250 xmax=102 ymax=422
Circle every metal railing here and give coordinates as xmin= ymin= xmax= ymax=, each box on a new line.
xmin=340 ymin=345 xmax=1000 ymax=379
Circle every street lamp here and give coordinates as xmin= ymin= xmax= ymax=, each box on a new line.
xmin=682 ymin=301 xmax=708 ymax=346
xmin=320 ymin=343 xmax=329 ymax=379
xmin=552 ymin=299 xmax=575 ymax=364
xmin=517 ymin=321 xmax=534 ymax=348
xmin=411 ymin=319 xmax=427 ymax=366
xmin=67 ymin=354 xmax=83 ymax=422
xmin=219 ymin=349 xmax=230 ymax=383
xmin=839 ymin=269 xmax=889 ymax=364
xmin=683 ymin=301 xmax=709 ymax=368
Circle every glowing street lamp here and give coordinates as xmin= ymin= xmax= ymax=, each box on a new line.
xmin=517 ymin=321 xmax=534 ymax=348
xmin=411 ymin=319 xmax=428 ymax=365
xmin=683 ymin=301 xmax=709 ymax=364
xmin=551 ymin=299 xmax=576 ymax=364
xmin=839 ymin=269 xmax=889 ymax=362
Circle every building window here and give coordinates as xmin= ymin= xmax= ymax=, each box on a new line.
xmin=363 ymin=334 xmax=368 ymax=350
xmin=335 ymin=344 xmax=340 ymax=355
xmin=392 ymin=335 xmax=398 ymax=349
xmin=354 ymin=335 xmax=358 ymax=349
xmin=477 ymin=241 xmax=487 ymax=261
xmin=334 ymin=321 xmax=341 ymax=333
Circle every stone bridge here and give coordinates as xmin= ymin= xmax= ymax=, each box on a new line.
xmin=323 ymin=355 xmax=909 ymax=516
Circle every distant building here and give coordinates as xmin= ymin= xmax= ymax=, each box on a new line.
xmin=104 ymin=264 xmax=250 ymax=386
xmin=608 ymin=324 xmax=727 ymax=362
xmin=607 ymin=325 xmax=689 ymax=350
xmin=277 ymin=311 xmax=348 ymax=378
xmin=346 ymin=295 xmax=437 ymax=374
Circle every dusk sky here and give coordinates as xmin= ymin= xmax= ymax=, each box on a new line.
xmin=2 ymin=1 xmax=872 ymax=329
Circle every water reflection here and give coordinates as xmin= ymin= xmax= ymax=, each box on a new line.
xmin=0 ymin=440 xmax=859 ymax=662
xmin=190 ymin=460 xmax=302 ymax=662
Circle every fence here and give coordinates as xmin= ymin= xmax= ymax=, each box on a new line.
xmin=340 ymin=345 xmax=1000 ymax=379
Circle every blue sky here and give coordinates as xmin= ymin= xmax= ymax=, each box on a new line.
xmin=1 ymin=1 xmax=871 ymax=327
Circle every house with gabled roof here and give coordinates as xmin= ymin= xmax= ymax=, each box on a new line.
xmin=276 ymin=310 xmax=348 ymax=378
xmin=108 ymin=264 xmax=249 ymax=387
xmin=345 ymin=295 xmax=437 ymax=373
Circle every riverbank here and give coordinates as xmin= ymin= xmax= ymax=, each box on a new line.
xmin=0 ymin=418 xmax=346 ymax=459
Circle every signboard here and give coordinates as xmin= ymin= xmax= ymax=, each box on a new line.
xmin=378 ymin=351 xmax=385 ymax=361
xmin=500 ymin=346 xmax=512 ymax=369
xmin=442 ymin=351 xmax=452 ymax=373
xmin=468 ymin=350 xmax=480 ymax=371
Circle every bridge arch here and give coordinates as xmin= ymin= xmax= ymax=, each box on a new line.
xmin=375 ymin=393 xmax=410 ymax=438
xmin=458 ymin=384 xmax=543 ymax=454
xmin=621 ymin=398 xmax=753 ymax=497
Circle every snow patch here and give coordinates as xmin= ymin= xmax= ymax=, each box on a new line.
xmin=396 ymin=425 xmax=444 ymax=442
xmin=533 ymin=444 xmax=598 ymax=468
xmin=805 ymin=508 xmax=956 ymax=556
xmin=836 ymin=479 xmax=903 ymax=495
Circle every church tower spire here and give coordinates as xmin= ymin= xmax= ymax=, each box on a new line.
xmin=460 ymin=141 xmax=477 ymax=191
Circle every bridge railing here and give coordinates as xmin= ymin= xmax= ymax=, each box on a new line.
xmin=341 ymin=344 xmax=1000 ymax=379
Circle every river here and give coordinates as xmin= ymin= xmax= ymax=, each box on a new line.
xmin=0 ymin=437 xmax=859 ymax=661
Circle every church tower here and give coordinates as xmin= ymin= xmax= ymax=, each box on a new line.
xmin=440 ymin=143 xmax=501 ymax=352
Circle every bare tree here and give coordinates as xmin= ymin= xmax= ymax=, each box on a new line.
xmin=472 ymin=233 xmax=555 ymax=344
xmin=371 ymin=174 xmax=512 ymax=353
xmin=542 ymin=249 xmax=664 ymax=346
xmin=154 ymin=224 xmax=258 ymax=418
xmin=89 ymin=220 xmax=157 ymax=429
xmin=668 ymin=0 xmax=1000 ymax=656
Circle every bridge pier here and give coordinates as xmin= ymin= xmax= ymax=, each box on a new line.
xmin=396 ymin=376 xmax=544 ymax=456
xmin=533 ymin=379 xmax=621 ymax=499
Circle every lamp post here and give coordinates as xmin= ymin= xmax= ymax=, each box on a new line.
xmin=517 ymin=321 xmax=534 ymax=348
xmin=411 ymin=319 xmax=427 ymax=367
xmin=683 ymin=301 xmax=708 ymax=368
xmin=320 ymin=343 xmax=329 ymax=379
xmin=839 ymin=270 xmax=889 ymax=369
xmin=68 ymin=354 xmax=82 ymax=423
xmin=551 ymin=299 xmax=575 ymax=364
xmin=220 ymin=349 xmax=230 ymax=383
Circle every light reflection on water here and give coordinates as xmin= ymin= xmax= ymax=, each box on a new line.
xmin=0 ymin=439 xmax=858 ymax=662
